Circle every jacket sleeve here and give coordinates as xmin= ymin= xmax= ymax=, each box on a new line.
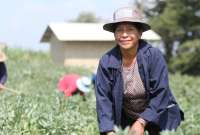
xmin=140 ymin=48 xmax=174 ymax=128
xmin=0 ymin=62 xmax=7 ymax=84
xmin=95 ymin=58 xmax=114 ymax=133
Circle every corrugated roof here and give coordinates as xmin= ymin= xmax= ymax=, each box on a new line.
xmin=40 ymin=22 xmax=161 ymax=42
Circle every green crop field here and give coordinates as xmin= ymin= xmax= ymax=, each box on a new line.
xmin=0 ymin=48 xmax=199 ymax=135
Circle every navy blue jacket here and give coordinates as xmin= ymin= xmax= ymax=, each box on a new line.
xmin=95 ymin=40 xmax=184 ymax=134
xmin=0 ymin=62 xmax=7 ymax=84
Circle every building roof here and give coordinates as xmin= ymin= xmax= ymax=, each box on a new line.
xmin=40 ymin=22 xmax=161 ymax=42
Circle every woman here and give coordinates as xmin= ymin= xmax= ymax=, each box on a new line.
xmin=95 ymin=7 xmax=184 ymax=135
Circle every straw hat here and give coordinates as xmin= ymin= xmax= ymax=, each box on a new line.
xmin=103 ymin=7 xmax=151 ymax=32
xmin=0 ymin=51 xmax=6 ymax=62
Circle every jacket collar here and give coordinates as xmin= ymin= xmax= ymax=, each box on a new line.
xmin=107 ymin=39 xmax=151 ymax=69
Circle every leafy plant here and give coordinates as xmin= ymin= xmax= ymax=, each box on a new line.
xmin=0 ymin=48 xmax=199 ymax=134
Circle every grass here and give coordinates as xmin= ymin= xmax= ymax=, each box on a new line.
xmin=0 ymin=48 xmax=199 ymax=135
xmin=0 ymin=48 xmax=98 ymax=135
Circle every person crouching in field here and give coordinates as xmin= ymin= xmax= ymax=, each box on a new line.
xmin=0 ymin=50 xmax=7 ymax=90
xmin=57 ymin=74 xmax=92 ymax=98
xmin=95 ymin=7 xmax=184 ymax=135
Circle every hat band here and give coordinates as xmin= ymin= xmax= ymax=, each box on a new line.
xmin=113 ymin=17 xmax=145 ymax=23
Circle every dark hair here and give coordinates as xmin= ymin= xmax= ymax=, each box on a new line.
xmin=132 ymin=23 xmax=143 ymax=32
xmin=114 ymin=22 xmax=143 ymax=32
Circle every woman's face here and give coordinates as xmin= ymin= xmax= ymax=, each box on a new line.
xmin=114 ymin=22 xmax=142 ymax=51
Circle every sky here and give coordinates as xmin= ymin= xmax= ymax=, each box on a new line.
xmin=0 ymin=0 xmax=131 ymax=51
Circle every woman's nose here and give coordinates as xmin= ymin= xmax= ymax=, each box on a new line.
xmin=121 ymin=31 xmax=128 ymax=37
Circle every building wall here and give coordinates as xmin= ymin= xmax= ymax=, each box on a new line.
xmin=63 ymin=41 xmax=115 ymax=69
xmin=50 ymin=36 xmax=66 ymax=65
xmin=50 ymin=37 xmax=115 ymax=69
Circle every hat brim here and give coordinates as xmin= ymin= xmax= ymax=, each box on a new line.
xmin=103 ymin=20 xmax=151 ymax=33
xmin=76 ymin=78 xmax=90 ymax=93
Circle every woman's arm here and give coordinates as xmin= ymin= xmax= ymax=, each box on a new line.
xmin=95 ymin=60 xmax=114 ymax=134
xmin=139 ymin=48 xmax=170 ymax=126
xmin=0 ymin=62 xmax=7 ymax=85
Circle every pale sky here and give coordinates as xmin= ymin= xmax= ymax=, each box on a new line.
xmin=0 ymin=0 xmax=131 ymax=51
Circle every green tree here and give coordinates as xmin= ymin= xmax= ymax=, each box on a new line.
xmin=170 ymin=39 xmax=200 ymax=75
xmin=71 ymin=11 xmax=100 ymax=23
xmin=147 ymin=0 xmax=200 ymax=62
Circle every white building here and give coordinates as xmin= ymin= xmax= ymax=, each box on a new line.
xmin=40 ymin=23 xmax=161 ymax=69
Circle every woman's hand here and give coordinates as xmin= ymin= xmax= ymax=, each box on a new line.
xmin=129 ymin=120 xmax=145 ymax=135
xmin=106 ymin=131 xmax=115 ymax=135
xmin=0 ymin=84 xmax=5 ymax=90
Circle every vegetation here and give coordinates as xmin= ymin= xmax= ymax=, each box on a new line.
xmin=0 ymin=48 xmax=98 ymax=135
xmin=0 ymin=48 xmax=200 ymax=134
xmin=148 ymin=0 xmax=200 ymax=63
xmin=170 ymin=39 xmax=200 ymax=75
xmin=70 ymin=11 xmax=101 ymax=23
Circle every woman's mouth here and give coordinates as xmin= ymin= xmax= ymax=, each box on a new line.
xmin=119 ymin=40 xmax=130 ymax=44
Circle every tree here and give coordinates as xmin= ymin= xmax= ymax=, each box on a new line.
xmin=170 ymin=39 xmax=200 ymax=75
xmin=70 ymin=11 xmax=100 ymax=23
xmin=147 ymin=0 xmax=200 ymax=62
